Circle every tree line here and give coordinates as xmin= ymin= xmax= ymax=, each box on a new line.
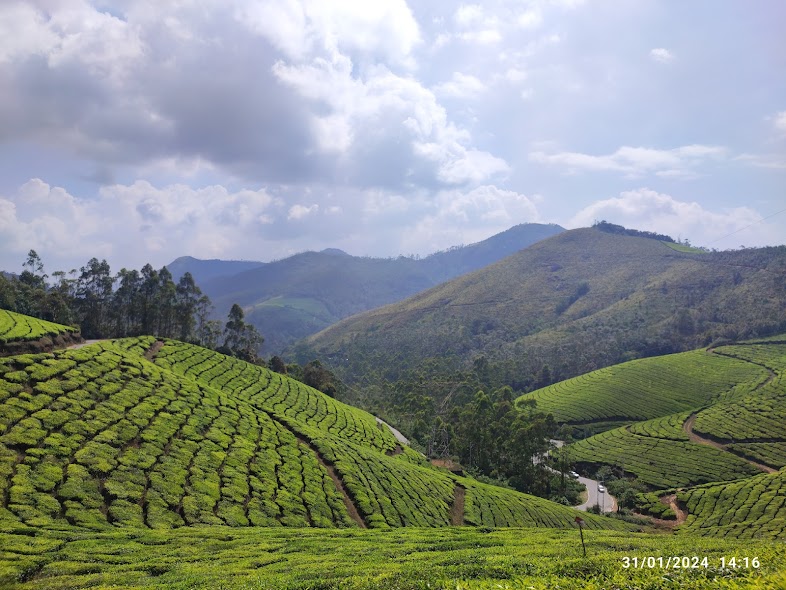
xmin=0 ymin=250 xmax=264 ymax=361
xmin=0 ymin=250 xmax=343 ymax=395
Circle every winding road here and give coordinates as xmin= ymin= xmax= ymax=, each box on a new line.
xmin=550 ymin=440 xmax=618 ymax=513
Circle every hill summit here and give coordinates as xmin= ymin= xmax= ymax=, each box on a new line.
xmin=302 ymin=226 xmax=786 ymax=395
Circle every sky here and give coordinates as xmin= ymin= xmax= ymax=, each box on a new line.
xmin=1 ymin=0 xmax=785 ymax=273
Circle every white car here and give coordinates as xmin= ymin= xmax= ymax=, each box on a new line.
xmin=598 ymin=484 xmax=606 ymax=493
xmin=569 ymin=471 xmax=580 ymax=479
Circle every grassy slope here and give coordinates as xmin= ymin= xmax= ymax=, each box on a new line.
xmin=560 ymin=342 xmax=786 ymax=487
xmin=677 ymin=468 xmax=786 ymax=539
xmin=303 ymin=229 xmax=786 ymax=393
xmin=0 ymin=336 xmax=618 ymax=532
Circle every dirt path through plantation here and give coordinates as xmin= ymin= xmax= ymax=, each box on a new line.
xmin=144 ymin=340 xmax=165 ymax=361
xmin=662 ymin=493 xmax=688 ymax=525
xmin=450 ymin=484 xmax=465 ymax=526
xmin=683 ymin=413 xmax=776 ymax=474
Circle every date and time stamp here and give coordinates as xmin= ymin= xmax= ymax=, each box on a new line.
xmin=621 ymin=556 xmax=761 ymax=570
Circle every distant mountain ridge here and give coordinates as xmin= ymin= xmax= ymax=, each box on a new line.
xmin=167 ymin=223 xmax=565 ymax=354
xmin=301 ymin=227 xmax=786 ymax=400
xmin=165 ymin=256 xmax=265 ymax=285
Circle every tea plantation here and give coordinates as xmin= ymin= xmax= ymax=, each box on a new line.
xmin=0 ymin=336 xmax=620 ymax=532
xmin=1 ymin=316 xmax=785 ymax=588
xmin=0 ymin=310 xmax=78 ymax=345
xmin=521 ymin=349 xmax=769 ymax=426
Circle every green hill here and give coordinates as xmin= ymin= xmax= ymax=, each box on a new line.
xmin=0 ymin=335 xmax=618 ymax=532
xmin=0 ymin=309 xmax=81 ymax=354
xmin=301 ymin=228 xmax=786 ymax=402
xmin=175 ymin=223 xmax=564 ymax=354
xmin=548 ymin=341 xmax=786 ymax=487
xmin=520 ymin=349 xmax=768 ymax=428
xmin=677 ymin=468 xmax=786 ymax=538
xmin=2 ymin=324 xmax=786 ymax=588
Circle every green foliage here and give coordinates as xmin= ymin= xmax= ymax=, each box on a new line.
xmin=568 ymin=425 xmax=760 ymax=489
xmin=0 ymin=338 xmax=614 ymax=532
xmin=0 ymin=310 xmax=76 ymax=344
xmin=522 ymin=350 xmax=767 ymax=425
xmin=677 ymin=469 xmax=786 ymax=538
xmin=304 ymin=229 xmax=786 ymax=411
xmin=0 ymin=524 xmax=784 ymax=589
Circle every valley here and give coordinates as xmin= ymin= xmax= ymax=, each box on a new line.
xmin=1 ymin=225 xmax=785 ymax=589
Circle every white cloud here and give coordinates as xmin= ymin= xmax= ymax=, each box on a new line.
xmin=0 ymin=178 xmax=283 ymax=270
xmin=235 ymin=0 xmax=421 ymax=66
xmin=504 ymin=68 xmax=528 ymax=83
xmin=288 ymin=203 xmax=319 ymax=220
xmin=735 ymin=153 xmax=786 ymax=170
xmin=434 ymin=72 xmax=486 ymax=98
xmin=0 ymin=1 xmax=144 ymax=80
xmin=649 ymin=48 xmax=674 ymax=63
xmin=402 ymin=185 xmax=540 ymax=254
xmin=568 ymin=189 xmax=780 ymax=248
xmin=517 ymin=8 xmax=543 ymax=29
xmin=452 ymin=3 xmax=502 ymax=44
xmin=530 ymin=144 xmax=727 ymax=177
xmin=773 ymin=111 xmax=786 ymax=134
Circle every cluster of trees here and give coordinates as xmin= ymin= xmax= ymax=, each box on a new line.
xmin=0 ymin=251 xmax=267 ymax=364
xmin=0 ymin=251 xmax=215 ymax=343
xmin=592 ymin=220 xmax=677 ymax=243
xmin=377 ymin=356 xmax=560 ymax=498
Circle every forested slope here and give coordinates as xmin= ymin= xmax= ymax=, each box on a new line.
xmin=302 ymin=228 xmax=786 ymax=402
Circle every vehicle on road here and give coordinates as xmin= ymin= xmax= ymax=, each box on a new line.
xmin=569 ymin=471 xmax=580 ymax=479
xmin=598 ymin=484 xmax=606 ymax=493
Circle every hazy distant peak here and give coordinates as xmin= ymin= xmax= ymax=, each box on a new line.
xmin=320 ymin=248 xmax=351 ymax=257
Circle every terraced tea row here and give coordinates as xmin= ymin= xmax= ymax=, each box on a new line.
xmin=151 ymin=339 xmax=398 ymax=453
xmin=568 ymin=427 xmax=760 ymax=489
xmin=0 ymin=344 xmax=354 ymax=529
xmin=677 ymin=468 xmax=786 ymax=539
xmin=627 ymin=412 xmax=690 ymax=441
xmin=0 ymin=310 xmax=77 ymax=345
xmin=521 ymin=350 xmax=766 ymax=425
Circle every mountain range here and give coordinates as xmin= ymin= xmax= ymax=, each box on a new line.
xmin=300 ymin=226 xmax=786 ymax=400
xmin=167 ymin=223 xmax=564 ymax=354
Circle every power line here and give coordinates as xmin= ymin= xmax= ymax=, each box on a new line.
xmin=705 ymin=207 xmax=786 ymax=246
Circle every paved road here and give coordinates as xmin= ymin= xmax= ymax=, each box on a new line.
xmin=551 ymin=440 xmax=617 ymax=513
xmin=375 ymin=417 xmax=410 ymax=445
xmin=574 ymin=475 xmax=617 ymax=513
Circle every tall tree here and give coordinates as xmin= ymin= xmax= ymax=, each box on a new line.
xmin=175 ymin=272 xmax=202 ymax=342
xmin=139 ymin=264 xmax=159 ymax=335
xmin=112 ymin=268 xmax=142 ymax=336
xmin=76 ymin=258 xmax=114 ymax=338
xmin=223 ymin=303 xmax=264 ymax=363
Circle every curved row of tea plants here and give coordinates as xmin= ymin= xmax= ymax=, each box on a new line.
xmin=0 ymin=343 xmax=353 ymax=529
xmin=688 ymin=344 xmax=786 ymax=469
xmin=726 ymin=442 xmax=786 ymax=470
xmin=150 ymin=339 xmax=398 ymax=453
xmin=677 ymin=468 xmax=786 ymax=539
xmin=0 ymin=336 xmax=623 ymax=532
xmin=521 ymin=349 xmax=767 ymax=425
xmin=0 ymin=309 xmax=77 ymax=344
xmin=568 ymin=426 xmax=761 ymax=489
xmin=627 ymin=412 xmax=690 ymax=441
